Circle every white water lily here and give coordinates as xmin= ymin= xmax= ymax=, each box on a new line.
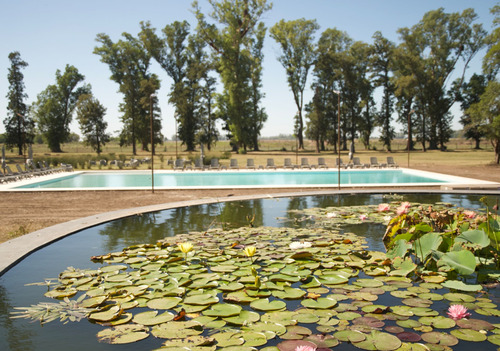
xmin=326 ymin=212 xmax=338 ymax=218
xmin=289 ymin=241 xmax=312 ymax=250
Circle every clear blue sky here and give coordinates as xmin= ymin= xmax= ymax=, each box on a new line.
xmin=0 ymin=0 xmax=495 ymax=139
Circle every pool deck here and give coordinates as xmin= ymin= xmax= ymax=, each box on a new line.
xmin=1 ymin=167 xmax=498 ymax=191
xmin=1 ymin=187 xmax=500 ymax=276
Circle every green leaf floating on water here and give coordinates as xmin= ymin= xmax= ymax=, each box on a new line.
xmin=250 ymin=298 xmax=286 ymax=311
xmin=301 ymin=297 xmax=337 ymax=309
xmin=132 ymin=310 xmax=174 ymax=326
xmin=203 ymin=303 xmax=242 ymax=317
xmin=441 ymin=280 xmax=482 ymax=292
xmin=97 ymin=324 xmax=149 ymax=344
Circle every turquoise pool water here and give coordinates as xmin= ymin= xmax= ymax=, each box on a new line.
xmin=15 ymin=169 xmax=446 ymax=189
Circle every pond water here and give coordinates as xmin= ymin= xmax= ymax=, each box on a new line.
xmin=0 ymin=193 xmax=498 ymax=351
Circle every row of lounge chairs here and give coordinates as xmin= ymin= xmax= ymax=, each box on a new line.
xmin=0 ymin=161 xmax=73 ymax=184
xmin=170 ymin=156 xmax=399 ymax=171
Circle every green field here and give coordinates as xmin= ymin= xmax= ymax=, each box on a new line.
xmin=1 ymin=137 xmax=497 ymax=172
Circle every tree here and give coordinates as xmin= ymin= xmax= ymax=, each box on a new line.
xmin=4 ymin=51 xmax=34 ymax=155
xmin=483 ymin=4 xmax=500 ymax=77
xmin=193 ymin=0 xmax=271 ymax=152
xmin=370 ymin=32 xmax=395 ymax=151
xmin=140 ymin=21 xmax=192 ymax=149
xmin=33 ymin=65 xmax=90 ymax=152
xmin=467 ymin=80 xmax=500 ymax=164
xmin=94 ymin=32 xmax=161 ymax=155
xmin=247 ymin=22 xmax=268 ymax=151
xmin=76 ymin=94 xmax=110 ymax=155
xmin=396 ymin=8 xmax=486 ymax=151
xmin=270 ymin=18 xmax=319 ymax=150
xmin=453 ymin=73 xmax=487 ymax=149
xmin=312 ymin=28 xmax=351 ymax=154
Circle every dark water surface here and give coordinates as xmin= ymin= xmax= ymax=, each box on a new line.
xmin=0 ymin=193 xmax=497 ymax=351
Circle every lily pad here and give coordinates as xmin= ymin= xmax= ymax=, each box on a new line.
xmin=146 ymin=297 xmax=182 ymax=310
xmin=451 ymin=328 xmax=487 ymax=342
xmin=301 ymin=297 xmax=337 ymax=309
xmin=223 ymin=310 xmax=261 ymax=325
xmin=250 ymin=298 xmax=286 ymax=311
xmin=203 ymin=303 xmax=242 ymax=317
xmin=97 ymin=324 xmax=149 ymax=344
xmin=132 ymin=310 xmax=174 ymax=326
xmin=421 ymin=331 xmax=459 ymax=346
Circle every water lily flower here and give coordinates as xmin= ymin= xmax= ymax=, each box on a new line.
xmin=295 ymin=346 xmax=316 ymax=351
xmin=244 ymin=246 xmax=256 ymax=258
xmin=447 ymin=304 xmax=471 ymax=320
xmin=396 ymin=201 xmax=411 ymax=215
xmin=359 ymin=214 xmax=368 ymax=221
xmin=178 ymin=242 xmax=193 ymax=254
xmin=383 ymin=215 xmax=392 ymax=223
xmin=378 ymin=203 xmax=391 ymax=212
xmin=326 ymin=212 xmax=338 ymax=218
xmin=289 ymin=241 xmax=312 ymax=250
xmin=463 ymin=210 xmax=476 ymax=219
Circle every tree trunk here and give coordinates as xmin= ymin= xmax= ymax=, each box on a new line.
xmin=474 ymin=138 xmax=481 ymax=150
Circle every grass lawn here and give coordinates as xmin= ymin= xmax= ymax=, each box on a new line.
xmin=1 ymin=137 xmax=497 ymax=172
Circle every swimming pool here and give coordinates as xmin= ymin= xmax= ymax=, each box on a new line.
xmin=7 ymin=168 xmax=491 ymax=190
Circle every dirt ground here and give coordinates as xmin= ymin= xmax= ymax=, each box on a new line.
xmin=1 ymin=163 xmax=499 ymax=244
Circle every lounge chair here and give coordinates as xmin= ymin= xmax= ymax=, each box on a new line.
xmin=229 ymin=159 xmax=239 ymax=169
xmin=369 ymin=157 xmax=386 ymax=168
xmin=266 ymin=158 xmax=277 ymax=170
xmin=300 ymin=158 xmax=311 ymax=169
xmin=173 ymin=159 xmax=184 ymax=170
xmin=387 ymin=156 xmax=398 ymax=168
xmin=194 ymin=158 xmax=205 ymax=170
xmin=335 ymin=158 xmax=348 ymax=169
xmin=246 ymin=159 xmax=256 ymax=170
xmin=210 ymin=158 xmax=221 ymax=170
xmin=16 ymin=164 xmax=32 ymax=177
xmin=352 ymin=157 xmax=367 ymax=169
xmin=317 ymin=157 xmax=328 ymax=169
xmin=5 ymin=165 xmax=22 ymax=180
xmin=284 ymin=158 xmax=296 ymax=169
xmin=0 ymin=171 xmax=17 ymax=183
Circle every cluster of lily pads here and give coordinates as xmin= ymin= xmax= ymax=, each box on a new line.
xmin=12 ymin=200 xmax=500 ymax=350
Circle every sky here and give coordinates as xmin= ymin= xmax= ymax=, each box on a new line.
xmin=0 ymin=0 xmax=496 ymax=140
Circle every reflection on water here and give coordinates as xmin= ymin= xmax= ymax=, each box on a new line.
xmin=0 ymin=193 xmax=497 ymax=351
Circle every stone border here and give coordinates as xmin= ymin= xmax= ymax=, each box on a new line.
xmin=1 ymin=188 xmax=499 ymax=276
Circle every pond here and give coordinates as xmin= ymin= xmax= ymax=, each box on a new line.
xmin=0 ymin=193 xmax=498 ymax=351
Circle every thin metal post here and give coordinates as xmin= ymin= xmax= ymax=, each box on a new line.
xmin=407 ymin=110 xmax=414 ymax=168
xmin=150 ymin=93 xmax=156 ymax=193
xmin=334 ymin=91 xmax=341 ymax=190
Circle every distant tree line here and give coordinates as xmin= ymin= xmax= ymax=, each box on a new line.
xmin=2 ymin=1 xmax=500 ymax=163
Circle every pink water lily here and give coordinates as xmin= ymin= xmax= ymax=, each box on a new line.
xmin=396 ymin=201 xmax=411 ymax=215
xmin=295 ymin=346 xmax=316 ymax=351
xmin=378 ymin=203 xmax=391 ymax=212
xmin=463 ymin=210 xmax=476 ymax=219
xmin=359 ymin=214 xmax=368 ymax=221
xmin=447 ymin=304 xmax=471 ymax=320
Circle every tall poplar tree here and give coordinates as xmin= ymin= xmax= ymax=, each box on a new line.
xmin=193 ymin=0 xmax=271 ymax=152
xmin=396 ymin=8 xmax=486 ymax=151
xmin=33 ymin=65 xmax=90 ymax=152
xmin=4 ymin=51 xmax=34 ymax=155
xmin=270 ymin=18 xmax=319 ymax=150
xmin=370 ymin=32 xmax=395 ymax=151
xmin=94 ymin=32 xmax=161 ymax=155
